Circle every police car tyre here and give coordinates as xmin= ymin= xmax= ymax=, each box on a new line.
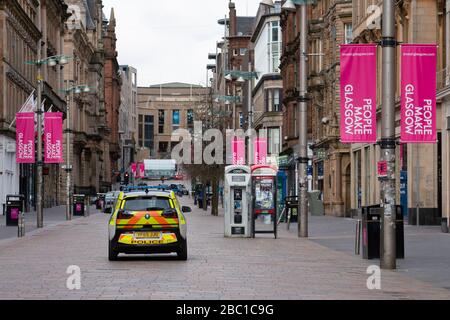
xmin=177 ymin=239 xmax=187 ymax=260
xmin=108 ymin=241 xmax=119 ymax=261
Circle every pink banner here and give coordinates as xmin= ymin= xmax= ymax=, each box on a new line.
xmin=340 ymin=44 xmax=377 ymax=143
xmin=254 ymin=138 xmax=267 ymax=165
xmin=44 ymin=112 xmax=63 ymax=163
xmin=232 ymin=138 xmax=245 ymax=165
xmin=16 ymin=112 xmax=35 ymax=163
xmin=131 ymin=163 xmax=137 ymax=177
xmin=139 ymin=163 xmax=145 ymax=178
xmin=401 ymin=44 xmax=437 ymax=143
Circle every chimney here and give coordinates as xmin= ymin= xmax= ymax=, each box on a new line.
xmin=229 ymin=1 xmax=237 ymax=36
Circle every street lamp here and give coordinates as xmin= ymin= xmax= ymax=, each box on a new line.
xmin=61 ymin=83 xmax=91 ymax=221
xmin=281 ymin=0 xmax=317 ymax=238
xmin=26 ymin=51 xmax=73 ymax=228
xmin=282 ymin=0 xmax=296 ymax=11
xmin=261 ymin=0 xmax=275 ymax=6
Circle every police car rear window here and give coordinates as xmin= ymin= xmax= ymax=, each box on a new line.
xmin=123 ymin=197 xmax=171 ymax=211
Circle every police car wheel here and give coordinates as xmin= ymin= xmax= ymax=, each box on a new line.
xmin=177 ymin=239 xmax=188 ymax=261
xmin=108 ymin=241 xmax=119 ymax=261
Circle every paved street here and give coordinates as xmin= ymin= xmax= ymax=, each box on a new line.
xmin=293 ymin=215 xmax=450 ymax=291
xmin=0 ymin=194 xmax=449 ymax=300
xmin=0 ymin=205 xmax=95 ymax=241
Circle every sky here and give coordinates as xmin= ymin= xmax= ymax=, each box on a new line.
xmin=101 ymin=0 xmax=262 ymax=87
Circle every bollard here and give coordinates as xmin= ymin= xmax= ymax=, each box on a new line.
xmin=18 ymin=212 xmax=25 ymax=237
xmin=355 ymin=219 xmax=361 ymax=255
xmin=84 ymin=197 xmax=90 ymax=217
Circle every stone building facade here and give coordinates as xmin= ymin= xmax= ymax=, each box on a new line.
xmin=350 ymin=0 xmax=445 ymax=225
xmin=280 ymin=2 xmax=313 ymax=196
xmin=251 ymin=2 xmax=284 ymax=161
xmin=0 ymin=0 xmax=40 ymax=210
xmin=118 ymin=65 xmax=138 ymax=175
xmin=103 ymin=8 xmax=121 ymax=187
xmin=61 ymin=0 xmax=111 ymax=198
xmin=226 ymin=2 xmax=255 ymax=131
xmin=307 ymin=0 xmax=353 ymax=217
xmin=0 ymin=0 xmax=69 ymax=210
xmin=136 ymin=83 xmax=208 ymax=161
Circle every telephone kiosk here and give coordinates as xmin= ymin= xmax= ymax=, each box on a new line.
xmin=251 ymin=165 xmax=278 ymax=239
xmin=224 ymin=165 xmax=252 ymax=237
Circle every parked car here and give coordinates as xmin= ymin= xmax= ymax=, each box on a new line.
xmin=174 ymin=173 xmax=184 ymax=180
xmin=104 ymin=191 xmax=121 ymax=214
xmin=178 ymin=184 xmax=189 ymax=196
xmin=169 ymin=184 xmax=184 ymax=197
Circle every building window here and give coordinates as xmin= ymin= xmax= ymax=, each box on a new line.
xmin=172 ymin=110 xmax=180 ymax=128
xmin=268 ymin=21 xmax=281 ymax=72
xmin=138 ymin=114 xmax=143 ymax=147
xmin=158 ymin=110 xmax=165 ymax=134
xmin=265 ymin=89 xmax=282 ymax=112
xmin=268 ymin=127 xmax=281 ymax=154
xmin=344 ymin=23 xmax=353 ymax=44
xmin=187 ymin=109 xmax=194 ymax=126
xmin=240 ymin=48 xmax=247 ymax=56
xmin=144 ymin=115 xmax=154 ymax=150
xmin=159 ymin=142 xmax=168 ymax=153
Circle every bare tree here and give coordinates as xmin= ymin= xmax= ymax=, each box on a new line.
xmin=181 ymin=87 xmax=229 ymax=216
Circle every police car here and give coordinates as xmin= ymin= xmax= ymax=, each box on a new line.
xmin=108 ymin=188 xmax=190 ymax=261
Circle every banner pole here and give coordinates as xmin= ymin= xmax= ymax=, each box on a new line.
xmin=298 ymin=3 xmax=309 ymax=238
xmin=380 ymin=0 xmax=397 ymax=270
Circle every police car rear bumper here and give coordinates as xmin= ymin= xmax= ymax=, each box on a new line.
xmin=110 ymin=229 xmax=183 ymax=254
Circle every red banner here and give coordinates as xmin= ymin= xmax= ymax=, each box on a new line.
xmin=16 ymin=113 xmax=35 ymax=163
xmin=340 ymin=44 xmax=377 ymax=143
xmin=44 ymin=112 xmax=63 ymax=163
xmin=254 ymin=138 xmax=267 ymax=165
xmin=232 ymin=138 xmax=245 ymax=165
xmin=401 ymin=44 xmax=437 ymax=143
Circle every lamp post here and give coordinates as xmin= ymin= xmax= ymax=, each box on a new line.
xmin=224 ymin=68 xmax=259 ymax=165
xmin=380 ymin=0 xmax=397 ymax=270
xmin=62 ymin=83 xmax=90 ymax=221
xmin=282 ymin=0 xmax=315 ymax=238
xmin=27 ymin=42 xmax=70 ymax=227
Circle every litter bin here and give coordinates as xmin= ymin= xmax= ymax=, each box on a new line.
xmin=362 ymin=205 xmax=405 ymax=260
xmin=308 ymin=190 xmax=324 ymax=216
xmin=5 ymin=195 xmax=25 ymax=227
xmin=362 ymin=206 xmax=381 ymax=260
xmin=73 ymin=194 xmax=86 ymax=217
xmin=284 ymin=196 xmax=298 ymax=223
xmin=442 ymin=218 xmax=449 ymax=233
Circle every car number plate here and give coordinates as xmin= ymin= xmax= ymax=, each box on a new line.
xmin=134 ymin=232 xmax=161 ymax=239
